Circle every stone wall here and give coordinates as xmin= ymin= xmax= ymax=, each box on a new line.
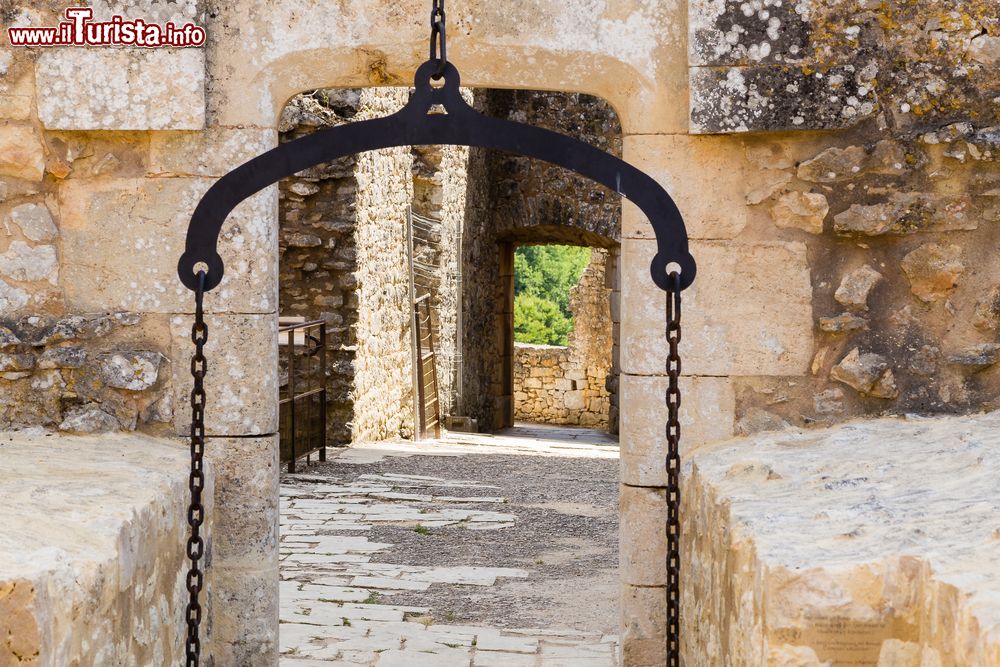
xmin=1 ymin=431 xmax=212 ymax=666
xmin=683 ymin=412 xmax=1000 ymax=666
xmin=0 ymin=312 xmax=172 ymax=432
xmin=513 ymin=249 xmax=614 ymax=429
xmin=278 ymin=88 xmax=416 ymax=445
xmin=1 ymin=0 xmax=999 ymax=662
xmin=462 ymin=90 xmax=623 ymax=431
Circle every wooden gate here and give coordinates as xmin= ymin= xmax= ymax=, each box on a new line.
xmin=413 ymin=294 xmax=441 ymax=440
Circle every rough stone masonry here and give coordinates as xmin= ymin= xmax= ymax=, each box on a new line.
xmin=0 ymin=0 xmax=999 ymax=664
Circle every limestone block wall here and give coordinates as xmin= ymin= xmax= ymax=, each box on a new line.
xmin=689 ymin=0 xmax=999 ymax=134
xmin=513 ymin=249 xmax=614 ymax=429
xmin=1 ymin=4 xmax=281 ymax=662
xmin=1 ymin=431 xmax=212 ymax=666
xmin=683 ymin=412 xmax=1000 ymax=666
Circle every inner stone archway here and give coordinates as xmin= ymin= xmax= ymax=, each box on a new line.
xmin=275 ymin=85 xmax=627 ymax=445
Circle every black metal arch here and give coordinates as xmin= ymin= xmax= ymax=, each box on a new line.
xmin=178 ymin=60 xmax=696 ymax=293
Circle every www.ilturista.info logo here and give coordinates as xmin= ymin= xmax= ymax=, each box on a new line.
xmin=7 ymin=8 xmax=206 ymax=48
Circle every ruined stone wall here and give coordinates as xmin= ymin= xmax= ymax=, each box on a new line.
xmin=278 ymin=89 xmax=362 ymax=445
xmin=514 ymin=249 xmax=613 ymax=429
xmin=462 ymin=90 xmax=623 ymax=431
xmin=278 ymin=88 xmax=415 ymax=445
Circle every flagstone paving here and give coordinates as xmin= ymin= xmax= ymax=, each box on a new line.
xmin=279 ymin=424 xmax=621 ymax=666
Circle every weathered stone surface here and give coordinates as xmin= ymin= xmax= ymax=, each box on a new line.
xmin=210 ymin=566 xmax=278 ymax=666
xmin=818 ymin=312 xmax=867 ymax=333
xmin=206 ymin=436 xmax=279 ymax=565
xmin=0 ymin=125 xmax=45 ymax=181
xmin=834 ymin=193 xmax=976 ymax=236
xmin=689 ymin=1 xmax=999 ymax=134
xmin=59 ymin=404 xmax=120 ymax=433
xmin=170 ymin=314 xmax=278 ymax=436
xmin=770 ymin=190 xmax=828 ymax=233
xmin=831 ymin=348 xmax=898 ymax=399
xmin=689 ymin=0 xmax=810 ymax=67
xmin=206 ymin=436 xmax=278 ymax=664
xmin=796 ymin=141 xmax=917 ymax=183
xmin=0 ymin=431 xmax=209 ymax=666
xmin=622 ymin=239 xmax=813 ymax=376
xmin=973 ymin=286 xmax=1000 ymax=331
xmin=690 ymin=65 xmax=878 ymax=133
xmin=968 ymin=34 xmax=1000 ymax=67
xmin=37 ymin=49 xmax=206 ymax=130
xmin=619 ymin=484 xmax=665 ymax=587
xmin=149 ymin=127 xmax=275 ymax=177
xmin=834 ymin=264 xmax=882 ymax=310
xmin=946 ymin=343 xmax=1000 ymax=371
xmin=622 ymin=134 xmax=747 ymax=240
xmin=746 ymin=169 xmax=792 ymax=205
xmin=685 ymin=412 xmax=1000 ymax=666
xmin=797 ymin=145 xmax=867 ymax=183
xmin=0 ymin=279 xmax=29 ymax=313
xmin=6 ymin=203 xmax=58 ymax=243
xmin=0 ymin=326 xmax=21 ymax=348
xmin=813 ymin=387 xmax=845 ymax=415
xmin=37 ymin=346 xmax=86 ymax=369
xmin=89 ymin=0 xmax=205 ymax=25
xmin=900 ymin=244 xmax=964 ymax=303
xmin=0 ymin=63 xmax=34 ymax=121
xmin=0 ymin=241 xmax=57 ymax=284
xmin=620 ymin=374 xmax=735 ymax=487
xmin=622 ymin=584 xmax=667 ymax=667
xmin=60 ymin=178 xmax=277 ymax=313
xmin=98 ymin=351 xmax=162 ymax=390
xmin=735 ymin=407 xmax=791 ymax=436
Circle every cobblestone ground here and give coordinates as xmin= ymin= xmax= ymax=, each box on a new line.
xmin=279 ymin=424 xmax=621 ymax=667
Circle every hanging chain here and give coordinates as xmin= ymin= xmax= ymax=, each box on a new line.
xmin=185 ymin=270 xmax=209 ymax=667
xmin=429 ymin=0 xmax=447 ymax=78
xmin=665 ymin=272 xmax=682 ymax=667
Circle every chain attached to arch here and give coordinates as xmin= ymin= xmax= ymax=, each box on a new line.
xmin=185 ymin=270 xmax=209 ymax=667
xmin=429 ymin=0 xmax=447 ymax=78
xmin=665 ymin=272 xmax=682 ymax=667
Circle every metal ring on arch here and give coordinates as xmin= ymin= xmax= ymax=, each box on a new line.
xmin=178 ymin=60 xmax=696 ymax=293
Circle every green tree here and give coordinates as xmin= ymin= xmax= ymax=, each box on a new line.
xmin=513 ymin=244 xmax=591 ymax=346
xmin=514 ymin=294 xmax=574 ymax=345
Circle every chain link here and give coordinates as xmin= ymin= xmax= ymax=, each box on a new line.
xmin=185 ymin=270 xmax=209 ymax=667
xmin=665 ymin=272 xmax=682 ymax=667
xmin=429 ymin=0 xmax=447 ymax=78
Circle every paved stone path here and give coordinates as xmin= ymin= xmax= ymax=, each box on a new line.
xmin=280 ymin=424 xmax=621 ymax=667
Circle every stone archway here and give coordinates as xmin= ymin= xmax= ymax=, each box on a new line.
xmin=180 ymin=2 xmax=686 ymax=664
